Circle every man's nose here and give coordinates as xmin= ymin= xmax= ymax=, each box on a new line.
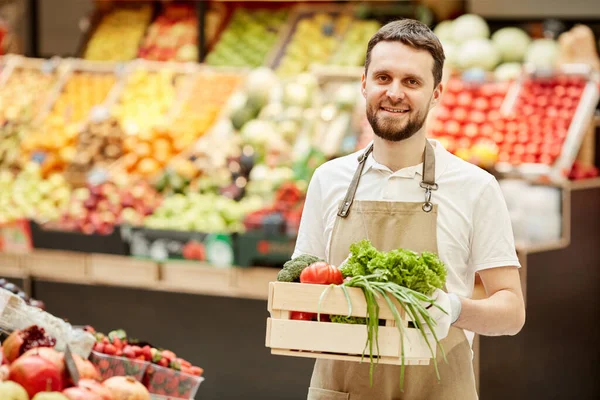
xmin=386 ymin=83 xmax=405 ymax=102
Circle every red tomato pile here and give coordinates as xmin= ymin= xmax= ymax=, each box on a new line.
xmin=429 ymin=79 xmax=510 ymax=154
xmin=429 ymin=75 xmax=587 ymax=167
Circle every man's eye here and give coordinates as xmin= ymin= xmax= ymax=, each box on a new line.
xmin=408 ymin=79 xmax=419 ymax=86
xmin=377 ymin=76 xmax=389 ymax=82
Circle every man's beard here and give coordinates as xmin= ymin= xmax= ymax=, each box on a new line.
xmin=366 ymin=104 xmax=428 ymax=142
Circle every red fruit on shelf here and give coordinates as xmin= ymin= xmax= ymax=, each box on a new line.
xmin=473 ymin=97 xmax=490 ymax=111
xmin=469 ymin=110 xmax=486 ymax=124
xmin=444 ymin=120 xmax=461 ymax=136
xmin=442 ymin=92 xmax=456 ymax=107
xmin=480 ymin=123 xmax=494 ymax=138
xmin=429 ymin=119 xmax=444 ymax=136
xmin=457 ymin=92 xmax=473 ymax=107
xmin=446 ymin=79 xmax=464 ymax=94
xmin=435 ymin=106 xmax=451 ymax=121
xmin=491 ymin=96 xmax=504 ymax=109
xmin=451 ymin=107 xmax=468 ymax=123
xmin=464 ymin=123 xmax=479 ymax=138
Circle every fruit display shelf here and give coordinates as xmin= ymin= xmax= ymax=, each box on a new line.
xmin=105 ymin=59 xmax=198 ymax=180
xmin=0 ymin=55 xmax=67 ymax=172
xmin=497 ymin=65 xmax=600 ymax=181
xmin=267 ymin=4 xmax=354 ymax=77
xmin=204 ymin=5 xmax=290 ymax=68
xmin=137 ymin=2 xmax=199 ymax=63
xmin=427 ymin=66 xmax=600 ymax=182
xmin=20 ymin=59 xmax=123 ymax=178
xmin=80 ymin=2 xmax=154 ymax=62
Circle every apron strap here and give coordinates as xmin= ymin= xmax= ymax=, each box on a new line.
xmin=420 ymin=140 xmax=438 ymax=212
xmin=337 ymin=140 xmax=438 ymax=218
xmin=337 ymin=143 xmax=374 ymax=217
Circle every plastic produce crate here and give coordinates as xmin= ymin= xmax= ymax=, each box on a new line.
xmin=266 ymin=282 xmax=434 ymax=366
xmin=143 ymin=363 xmax=204 ymax=399
xmin=89 ymin=350 xmax=150 ymax=381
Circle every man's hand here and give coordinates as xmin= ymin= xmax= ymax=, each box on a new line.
xmin=418 ymin=289 xmax=462 ymax=340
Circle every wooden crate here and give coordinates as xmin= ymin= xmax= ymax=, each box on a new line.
xmin=266 ymin=282 xmax=434 ymax=365
xmin=89 ymin=254 xmax=159 ymax=287
xmin=21 ymin=250 xmax=87 ymax=282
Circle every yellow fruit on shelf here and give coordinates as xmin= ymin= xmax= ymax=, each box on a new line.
xmin=49 ymin=72 xmax=116 ymax=123
xmin=84 ymin=5 xmax=153 ymax=61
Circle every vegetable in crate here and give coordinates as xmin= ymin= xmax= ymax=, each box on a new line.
xmin=324 ymin=240 xmax=449 ymax=389
xmin=277 ymin=254 xmax=323 ymax=282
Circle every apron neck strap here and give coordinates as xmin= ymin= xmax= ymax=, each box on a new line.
xmin=337 ymin=143 xmax=373 ymax=217
xmin=337 ymin=140 xmax=438 ymax=218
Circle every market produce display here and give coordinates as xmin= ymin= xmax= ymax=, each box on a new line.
xmin=20 ymin=71 xmax=116 ymax=175
xmin=138 ymin=3 xmax=198 ymax=62
xmin=206 ymin=8 xmax=288 ymax=67
xmin=0 ymin=164 xmax=71 ymax=224
xmin=0 ymin=66 xmax=60 ymax=171
xmin=84 ymin=5 xmax=153 ymax=61
xmin=275 ymin=12 xmax=352 ymax=76
xmin=434 ymin=14 xmax=558 ymax=80
xmin=327 ymin=19 xmax=380 ymax=66
xmin=46 ymin=180 xmax=161 ymax=235
xmin=428 ymin=78 xmax=510 ymax=167
xmin=170 ymin=70 xmax=245 ymax=150
xmin=111 ymin=67 xmax=183 ymax=133
xmin=64 ymin=116 xmax=124 ymax=183
xmin=88 ymin=327 xmax=203 ymax=398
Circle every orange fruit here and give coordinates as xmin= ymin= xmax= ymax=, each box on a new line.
xmin=122 ymin=153 xmax=139 ymax=172
xmin=135 ymin=141 xmax=152 ymax=158
xmin=136 ymin=157 xmax=161 ymax=176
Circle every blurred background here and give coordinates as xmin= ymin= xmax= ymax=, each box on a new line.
xmin=0 ymin=1 xmax=599 ymax=399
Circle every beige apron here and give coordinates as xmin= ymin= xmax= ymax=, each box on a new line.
xmin=307 ymin=141 xmax=478 ymax=400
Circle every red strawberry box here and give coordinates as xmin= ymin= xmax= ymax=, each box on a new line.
xmin=143 ymin=363 xmax=204 ymax=399
xmin=89 ymin=350 xmax=150 ymax=381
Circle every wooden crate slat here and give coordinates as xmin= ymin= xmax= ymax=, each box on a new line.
xmin=22 ymin=250 xmax=87 ymax=282
xmin=161 ymin=261 xmax=233 ymax=292
xmin=0 ymin=253 xmax=25 ymax=277
xmin=268 ymin=319 xmax=433 ymax=365
xmin=270 ymin=282 xmax=409 ymax=321
xmin=270 ymin=349 xmax=430 ymax=366
xmin=89 ymin=254 xmax=158 ymax=287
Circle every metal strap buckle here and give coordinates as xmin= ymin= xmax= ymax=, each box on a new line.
xmin=420 ymin=182 xmax=437 ymax=213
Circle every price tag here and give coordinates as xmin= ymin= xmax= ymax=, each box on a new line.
xmin=64 ymin=345 xmax=80 ymax=386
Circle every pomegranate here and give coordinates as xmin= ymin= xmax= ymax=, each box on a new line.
xmin=0 ymin=380 xmax=29 ymax=400
xmin=63 ymin=386 xmax=102 ymax=400
xmin=8 ymin=354 xmax=64 ymax=397
xmin=0 ymin=364 xmax=9 ymax=380
xmin=103 ymin=376 xmax=149 ymax=400
xmin=71 ymin=354 xmax=100 ymax=381
xmin=2 ymin=325 xmax=57 ymax=363
xmin=21 ymin=347 xmax=66 ymax=376
xmin=78 ymin=379 xmax=114 ymax=400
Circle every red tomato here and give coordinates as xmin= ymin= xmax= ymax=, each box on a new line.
xmin=429 ymin=119 xmax=444 ymax=136
xmin=491 ymin=96 xmax=504 ymax=109
xmin=444 ymin=120 xmax=461 ymax=136
xmin=457 ymin=92 xmax=473 ymax=107
xmin=464 ymin=123 xmax=479 ymax=138
xmin=442 ymin=92 xmax=457 ymax=107
xmin=480 ymin=123 xmax=494 ymax=138
xmin=554 ymin=85 xmax=566 ymax=97
xmin=492 ymin=131 xmax=505 ymax=144
xmin=300 ymin=262 xmax=331 ymax=284
xmin=435 ymin=106 xmax=451 ymax=122
xmin=291 ymin=311 xmax=316 ymax=321
xmin=523 ymin=154 xmax=537 ymax=163
xmin=451 ymin=107 xmax=468 ymax=123
xmin=328 ymin=265 xmax=344 ymax=285
xmin=498 ymin=152 xmax=510 ymax=162
xmin=469 ymin=110 xmax=486 ymax=124
xmin=300 ymin=262 xmax=343 ymax=285
xmin=487 ymin=110 xmax=501 ymax=122
xmin=473 ymin=97 xmax=490 ymax=111
xmin=446 ymin=79 xmax=464 ymax=94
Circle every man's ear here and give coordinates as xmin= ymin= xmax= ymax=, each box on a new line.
xmin=361 ymin=73 xmax=367 ymax=98
xmin=431 ymin=83 xmax=443 ymax=107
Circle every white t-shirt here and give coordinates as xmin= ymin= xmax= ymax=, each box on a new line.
xmin=293 ymin=139 xmax=521 ymax=345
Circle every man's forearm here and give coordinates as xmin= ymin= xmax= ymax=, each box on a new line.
xmin=452 ymin=289 xmax=525 ymax=336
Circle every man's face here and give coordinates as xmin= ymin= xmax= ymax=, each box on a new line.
xmin=362 ymin=41 xmax=442 ymax=142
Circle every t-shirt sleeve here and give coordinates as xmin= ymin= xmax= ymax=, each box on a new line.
xmin=470 ymin=177 xmax=521 ymax=271
xmin=292 ymin=168 xmax=327 ymax=260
